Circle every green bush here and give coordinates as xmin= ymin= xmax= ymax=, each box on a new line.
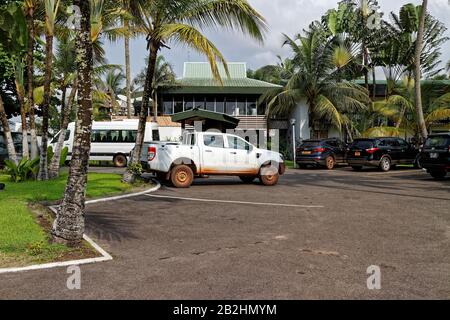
xmin=4 ymin=157 xmax=40 ymax=182
xmin=47 ymin=146 xmax=69 ymax=166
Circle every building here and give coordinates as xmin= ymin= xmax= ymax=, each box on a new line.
xmin=156 ymin=62 xmax=282 ymax=134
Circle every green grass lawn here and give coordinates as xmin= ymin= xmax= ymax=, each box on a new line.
xmin=0 ymin=173 xmax=135 ymax=267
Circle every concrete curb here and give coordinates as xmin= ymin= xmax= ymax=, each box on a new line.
xmin=0 ymin=180 xmax=161 ymax=274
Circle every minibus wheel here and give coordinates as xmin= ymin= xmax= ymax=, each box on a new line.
xmin=113 ymin=154 xmax=128 ymax=168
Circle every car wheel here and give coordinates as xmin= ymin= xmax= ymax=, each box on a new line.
xmin=429 ymin=170 xmax=447 ymax=180
xmin=170 ymin=165 xmax=194 ymax=188
xmin=379 ymin=156 xmax=391 ymax=172
xmin=113 ymin=154 xmax=127 ymax=168
xmin=239 ymin=176 xmax=256 ymax=183
xmin=259 ymin=164 xmax=280 ymax=186
xmin=352 ymin=166 xmax=363 ymax=171
xmin=325 ymin=156 xmax=335 ymax=170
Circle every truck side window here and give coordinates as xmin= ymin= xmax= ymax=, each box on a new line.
xmin=203 ymin=135 xmax=224 ymax=148
xmin=227 ymin=136 xmax=252 ymax=151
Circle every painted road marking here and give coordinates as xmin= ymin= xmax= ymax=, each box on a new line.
xmin=145 ymin=194 xmax=324 ymax=208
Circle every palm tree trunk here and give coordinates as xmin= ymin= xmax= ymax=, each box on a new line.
xmin=414 ymin=0 xmax=429 ymax=141
xmin=52 ymin=0 xmax=93 ymax=246
xmin=372 ymin=67 xmax=377 ymax=100
xmin=124 ymin=20 xmax=132 ymax=119
xmin=48 ymin=79 xmax=77 ymax=179
xmin=26 ymin=2 xmax=38 ymax=159
xmin=16 ymin=81 xmax=29 ymax=158
xmin=38 ymin=34 xmax=54 ymax=181
xmin=122 ymin=39 xmax=159 ymax=184
xmin=0 ymin=94 xmax=18 ymax=164
xmin=60 ymin=84 xmax=67 ymax=128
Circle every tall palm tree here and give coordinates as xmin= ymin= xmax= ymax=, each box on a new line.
xmin=262 ymin=28 xmax=370 ymax=141
xmin=38 ymin=0 xmax=60 ymax=181
xmin=14 ymin=58 xmax=29 ymax=158
xmin=99 ymin=67 xmax=125 ymax=116
xmin=52 ymin=0 xmax=93 ymax=246
xmin=0 ymin=95 xmax=18 ymax=164
xmin=414 ymin=0 xmax=429 ymax=140
xmin=134 ymin=55 xmax=176 ymax=119
xmin=123 ymin=0 xmax=267 ymax=183
xmin=24 ymin=0 xmax=39 ymax=159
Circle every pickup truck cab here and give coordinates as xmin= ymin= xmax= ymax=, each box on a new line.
xmin=142 ymin=132 xmax=285 ymax=188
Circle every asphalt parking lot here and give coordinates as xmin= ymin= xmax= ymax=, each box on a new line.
xmin=0 ymin=167 xmax=449 ymax=299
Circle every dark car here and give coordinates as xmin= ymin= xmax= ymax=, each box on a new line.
xmin=296 ymin=138 xmax=347 ymax=170
xmin=0 ymin=132 xmax=23 ymax=167
xmin=347 ymin=137 xmax=419 ymax=172
xmin=420 ymin=133 xmax=450 ymax=179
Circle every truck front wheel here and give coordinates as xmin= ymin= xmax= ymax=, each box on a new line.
xmin=170 ymin=165 xmax=194 ymax=188
xmin=259 ymin=164 xmax=280 ymax=186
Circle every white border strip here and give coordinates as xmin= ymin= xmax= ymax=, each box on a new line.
xmin=0 ymin=180 xmax=161 ymax=274
xmin=145 ymin=194 xmax=324 ymax=208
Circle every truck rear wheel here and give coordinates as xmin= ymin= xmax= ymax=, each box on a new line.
xmin=170 ymin=165 xmax=194 ymax=188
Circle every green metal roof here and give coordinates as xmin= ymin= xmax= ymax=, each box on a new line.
xmin=171 ymin=108 xmax=240 ymax=129
xmin=183 ymin=62 xmax=247 ymax=79
xmin=159 ymin=62 xmax=282 ymax=95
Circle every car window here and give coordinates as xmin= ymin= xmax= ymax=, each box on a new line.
xmin=352 ymin=140 xmax=374 ymax=149
xmin=425 ymin=136 xmax=450 ymax=148
xmin=388 ymin=139 xmax=400 ymax=147
xmin=397 ymin=139 xmax=409 ymax=148
xmin=325 ymin=140 xmax=337 ymax=147
xmin=227 ymin=136 xmax=252 ymax=151
xmin=203 ymin=135 xmax=224 ymax=148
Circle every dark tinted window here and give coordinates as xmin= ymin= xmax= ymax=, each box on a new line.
xmin=301 ymin=141 xmax=321 ymax=147
xmin=91 ymin=130 xmax=137 ymax=143
xmin=398 ymin=139 xmax=409 ymax=148
xmin=325 ymin=140 xmax=338 ymax=147
xmin=352 ymin=140 xmax=374 ymax=149
xmin=425 ymin=136 xmax=450 ymax=148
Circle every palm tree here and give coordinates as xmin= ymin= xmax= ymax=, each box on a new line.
xmin=123 ymin=0 xmax=267 ymax=183
xmin=99 ymin=67 xmax=125 ymax=116
xmin=0 ymin=95 xmax=18 ymax=164
xmin=24 ymin=0 xmax=39 ymax=160
xmin=14 ymin=58 xmax=29 ymax=158
xmin=414 ymin=0 xmax=429 ymax=140
xmin=38 ymin=0 xmax=60 ymax=181
xmin=262 ymin=28 xmax=370 ymax=141
xmin=48 ymin=37 xmax=77 ymax=179
xmin=134 ymin=55 xmax=176 ymax=119
xmin=52 ymin=0 xmax=93 ymax=246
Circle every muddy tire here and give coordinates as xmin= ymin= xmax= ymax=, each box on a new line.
xmin=239 ymin=176 xmax=256 ymax=183
xmin=170 ymin=165 xmax=194 ymax=188
xmin=325 ymin=156 xmax=335 ymax=170
xmin=259 ymin=164 xmax=280 ymax=186
xmin=113 ymin=154 xmax=127 ymax=168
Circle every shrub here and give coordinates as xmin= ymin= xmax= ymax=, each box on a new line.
xmin=4 ymin=157 xmax=40 ymax=182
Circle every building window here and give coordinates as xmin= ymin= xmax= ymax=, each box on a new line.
xmin=195 ymin=96 xmax=205 ymax=109
xmin=225 ymin=98 xmax=237 ymax=116
xmin=163 ymin=97 xmax=174 ymax=115
xmin=174 ymin=98 xmax=183 ymax=113
xmin=216 ymin=98 xmax=225 ymax=114
xmin=237 ymin=100 xmax=246 ymax=115
xmin=185 ymin=96 xmax=194 ymax=111
xmin=205 ymin=98 xmax=215 ymax=112
xmin=247 ymin=99 xmax=257 ymax=115
xmin=258 ymin=102 xmax=266 ymax=115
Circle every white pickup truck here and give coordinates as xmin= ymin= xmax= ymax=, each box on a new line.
xmin=141 ymin=132 xmax=285 ymax=188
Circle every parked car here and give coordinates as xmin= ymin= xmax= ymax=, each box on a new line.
xmin=347 ymin=137 xmax=420 ymax=172
xmin=0 ymin=132 xmax=26 ymax=167
xmin=296 ymin=138 xmax=347 ymax=170
xmin=420 ymin=133 xmax=450 ymax=179
xmin=142 ymin=132 xmax=285 ymax=188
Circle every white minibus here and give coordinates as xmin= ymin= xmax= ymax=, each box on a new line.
xmin=50 ymin=120 xmax=165 ymax=167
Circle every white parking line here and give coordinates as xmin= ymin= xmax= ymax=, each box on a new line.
xmin=145 ymin=194 xmax=324 ymax=208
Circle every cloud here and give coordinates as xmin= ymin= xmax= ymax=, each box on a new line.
xmin=104 ymin=0 xmax=450 ymax=78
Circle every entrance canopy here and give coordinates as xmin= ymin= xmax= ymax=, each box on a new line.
xmin=171 ymin=108 xmax=240 ymax=132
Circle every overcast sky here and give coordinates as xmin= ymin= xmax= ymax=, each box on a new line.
xmin=104 ymin=0 xmax=450 ymax=79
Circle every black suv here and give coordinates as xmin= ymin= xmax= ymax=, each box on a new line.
xmin=296 ymin=138 xmax=347 ymax=170
xmin=347 ymin=137 xmax=419 ymax=172
xmin=420 ymin=133 xmax=450 ymax=179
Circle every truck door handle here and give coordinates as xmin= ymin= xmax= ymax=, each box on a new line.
xmin=205 ymin=150 xmax=213 ymax=153
xmin=230 ymin=152 xmax=237 ymax=155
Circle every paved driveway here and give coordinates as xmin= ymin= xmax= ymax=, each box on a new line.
xmin=1 ymin=168 xmax=449 ymax=299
